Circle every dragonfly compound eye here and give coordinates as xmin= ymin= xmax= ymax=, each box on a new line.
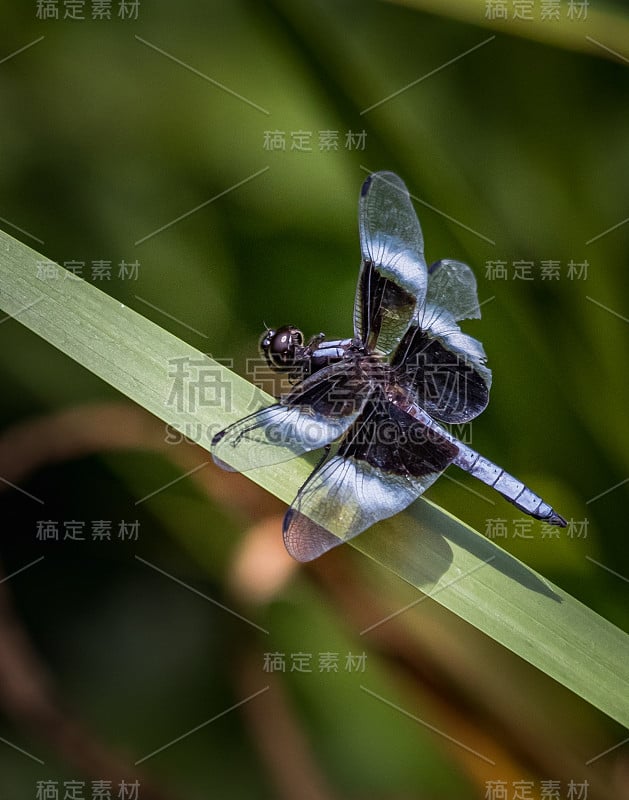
xmin=261 ymin=325 xmax=304 ymax=369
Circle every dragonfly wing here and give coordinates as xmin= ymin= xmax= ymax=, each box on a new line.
xmin=354 ymin=171 xmax=427 ymax=357
xmin=283 ymin=398 xmax=459 ymax=561
xmin=212 ymin=363 xmax=370 ymax=472
xmin=425 ymin=258 xmax=482 ymax=322
xmin=393 ymin=259 xmax=492 ymax=423
xmin=393 ymin=324 xmax=491 ymax=423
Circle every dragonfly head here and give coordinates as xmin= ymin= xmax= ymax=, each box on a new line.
xmin=260 ymin=325 xmax=305 ymax=371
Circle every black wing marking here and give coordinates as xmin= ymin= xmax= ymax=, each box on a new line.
xmin=283 ymin=397 xmax=459 ymax=561
xmin=392 ymin=326 xmax=490 ymax=423
xmin=211 ymin=362 xmax=370 ymax=473
xmin=392 ymin=259 xmax=492 ymax=423
xmin=354 ymin=172 xmax=427 ymax=357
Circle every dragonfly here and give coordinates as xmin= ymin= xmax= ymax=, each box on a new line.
xmin=212 ymin=171 xmax=566 ymax=561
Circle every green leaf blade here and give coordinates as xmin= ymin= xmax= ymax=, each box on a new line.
xmin=1 ymin=228 xmax=628 ymax=727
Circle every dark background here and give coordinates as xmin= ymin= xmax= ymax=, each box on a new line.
xmin=1 ymin=1 xmax=628 ymax=798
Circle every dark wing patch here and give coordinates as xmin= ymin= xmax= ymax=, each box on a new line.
xmin=355 ymin=259 xmax=417 ymax=357
xmin=340 ymin=398 xmax=459 ymax=475
xmin=390 ymin=258 xmax=491 ymax=423
xmin=282 ymin=398 xmax=459 ymax=561
xmin=392 ymin=326 xmax=490 ymax=423
xmin=354 ymin=172 xmax=427 ymax=357
xmin=211 ymin=362 xmax=370 ymax=473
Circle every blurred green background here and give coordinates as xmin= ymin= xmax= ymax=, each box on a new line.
xmin=1 ymin=1 xmax=628 ymax=798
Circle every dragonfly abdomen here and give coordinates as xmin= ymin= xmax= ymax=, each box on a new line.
xmin=452 ymin=442 xmax=566 ymax=526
